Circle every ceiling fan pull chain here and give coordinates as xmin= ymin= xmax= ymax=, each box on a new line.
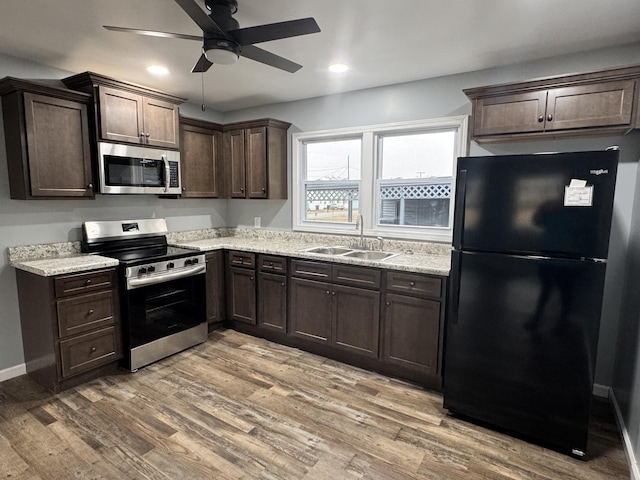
xmin=201 ymin=70 xmax=206 ymax=111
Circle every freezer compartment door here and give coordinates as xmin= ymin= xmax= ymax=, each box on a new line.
xmin=453 ymin=150 xmax=618 ymax=258
xmin=444 ymin=250 xmax=606 ymax=455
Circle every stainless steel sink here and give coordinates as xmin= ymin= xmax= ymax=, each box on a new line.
xmin=303 ymin=246 xmax=353 ymax=255
xmin=343 ymin=250 xmax=399 ymax=261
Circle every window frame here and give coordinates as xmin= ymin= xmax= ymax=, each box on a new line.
xmin=292 ymin=116 xmax=469 ymax=242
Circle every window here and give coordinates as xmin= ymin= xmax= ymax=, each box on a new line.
xmin=292 ymin=116 xmax=468 ymax=242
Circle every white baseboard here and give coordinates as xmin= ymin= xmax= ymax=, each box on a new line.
xmin=611 ymin=390 xmax=640 ymax=480
xmin=0 ymin=363 xmax=26 ymax=383
xmin=593 ymin=383 xmax=610 ymax=398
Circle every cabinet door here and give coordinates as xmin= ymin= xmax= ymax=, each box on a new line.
xmin=142 ymin=97 xmax=180 ymax=149
xmin=98 ymin=86 xmax=144 ymax=144
xmin=227 ymin=266 xmax=256 ymax=324
xmin=224 ymin=129 xmax=247 ymax=197
xmin=545 ymin=80 xmax=635 ymax=131
xmin=246 ymin=126 xmax=267 ymax=198
xmin=333 ymin=284 xmax=380 ymax=357
xmin=473 ymin=91 xmax=547 ymax=136
xmin=205 ymin=251 xmax=225 ymax=328
xmin=181 ymin=125 xmax=219 ymax=197
xmin=289 ymin=277 xmax=331 ymax=344
xmin=382 ymin=293 xmax=440 ymax=375
xmin=258 ymin=272 xmax=287 ymax=332
xmin=23 ymin=93 xmax=93 ymax=198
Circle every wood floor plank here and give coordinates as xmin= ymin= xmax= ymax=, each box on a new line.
xmin=0 ymin=328 xmax=630 ymax=479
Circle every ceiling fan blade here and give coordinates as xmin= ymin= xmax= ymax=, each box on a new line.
xmin=103 ymin=25 xmax=202 ymax=41
xmin=174 ymin=0 xmax=226 ymax=37
xmin=240 ymin=45 xmax=302 ymax=73
xmin=191 ymin=53 xmax=214 ymax=73
xmin=228 ymin=18 xmax=320 ymax=46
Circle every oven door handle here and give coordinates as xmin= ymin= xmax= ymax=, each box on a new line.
xmin=127 ymin=264 xmax=206 ymax=290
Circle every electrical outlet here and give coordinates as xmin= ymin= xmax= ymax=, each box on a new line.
xmin=254 ymin=216 xmax=261 ymax=228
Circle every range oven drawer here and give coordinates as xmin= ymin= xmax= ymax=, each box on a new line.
xmin=59 ymin=326 xmax=122 ymax=378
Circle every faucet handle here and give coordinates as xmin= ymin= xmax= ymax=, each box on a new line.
xmin=376 ymin=236 xmax=384 ymax=251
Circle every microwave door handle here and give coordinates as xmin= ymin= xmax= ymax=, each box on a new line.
xmin=162 ymin=155 xmax=170 ymax=192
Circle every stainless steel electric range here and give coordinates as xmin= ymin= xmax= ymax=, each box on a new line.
xmin=82 ymin=218 xmax=207 ymax=371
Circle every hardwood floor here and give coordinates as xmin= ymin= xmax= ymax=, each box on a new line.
xmin=0 ymin=329 xmax=629 ymax=479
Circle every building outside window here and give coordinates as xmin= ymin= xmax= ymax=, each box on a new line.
xmin=292 ymin=116 xmax=468 ymax=242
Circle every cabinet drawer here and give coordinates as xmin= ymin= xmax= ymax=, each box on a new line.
xmin=228 ymin=251 xmax=255 ymax=268
xmin=59 ymin=326 xmax=122 ymax=378
xmin=57 ymin=290 xmax=117 ymax=339
xmin=55 ymin=269 xmax=116 ymax=298
xmin=259 ymin=255 xmax=287 ymax=274
xmin=290 ymin=259 xmax=331 ymax=280
xmin=386 ymin=271 xmax=442 ymax=298
xmin=333 ymin=264 xmax=381 ymax=289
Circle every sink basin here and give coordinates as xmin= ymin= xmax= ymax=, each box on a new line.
xmin=343 ymin=250 xmax=399 ymax=261
xmin=304 ymin=246 xmax=353 ymax=255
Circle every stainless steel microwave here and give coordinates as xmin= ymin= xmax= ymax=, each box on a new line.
xmin=97 ymin=142 xmax=181 ymax=195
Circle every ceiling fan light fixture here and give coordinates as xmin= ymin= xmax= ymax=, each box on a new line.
xmin=204 ymin=47 xmax=239 ymax=65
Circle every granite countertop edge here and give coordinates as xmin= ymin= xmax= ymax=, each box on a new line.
xmin=8 ymin=233 xmax=452 ymax=277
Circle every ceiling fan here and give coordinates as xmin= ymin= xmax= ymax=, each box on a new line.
xmin=104 ymin=0 xmax=321 ymax=73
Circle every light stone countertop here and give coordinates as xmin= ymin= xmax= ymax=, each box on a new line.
xmin=9 ymin=253 xmax=119 ymax=277
xmin=171 ymin=237 xmax=451 ymax=276
xmin=8 ymin=228 xmax=452 ymax=277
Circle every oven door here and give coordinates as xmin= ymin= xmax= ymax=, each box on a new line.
xmin=121 ymin=272 xmax=206 ymax=370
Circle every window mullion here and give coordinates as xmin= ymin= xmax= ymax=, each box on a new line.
xmin=360 ymin=131 xmax=375 ymax=231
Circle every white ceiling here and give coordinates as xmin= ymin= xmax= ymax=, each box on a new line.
xmin=2 ymin=0 xmax=640 ymax=112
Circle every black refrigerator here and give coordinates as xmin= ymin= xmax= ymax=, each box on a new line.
xmin=443 ymin=148 xmax=619 ymax=457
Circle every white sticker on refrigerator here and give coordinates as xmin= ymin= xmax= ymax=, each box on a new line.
xmin=564 ymin=179 xmax=593 ymax=207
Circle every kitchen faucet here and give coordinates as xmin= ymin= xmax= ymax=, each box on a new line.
xmin=355 ymin=214 xmax=364 ymax=248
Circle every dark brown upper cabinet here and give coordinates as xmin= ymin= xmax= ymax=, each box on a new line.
xmin=63 ymin=72 xmax=184 ymax=150
xmin=465 ymin=64 xmax=640 ymax=143
xmin=180 ymin=116 xmax=222 ymax=198
xmin=0 ymin=78 xmax=94 ymax=199
xmin=222 ymin=118 xmax=290 ymax=199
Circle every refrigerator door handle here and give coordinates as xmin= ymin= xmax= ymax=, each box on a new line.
xmin=449 ymin=251 xmax=461 ymax=324
xmin=453 ymin=169 xmax=467 ymax=249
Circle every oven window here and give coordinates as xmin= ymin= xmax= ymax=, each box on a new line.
xmin=104 ymin=156 xmax=164 ymax=187
xmin=125 ymin=275 xmax=205 ymax=347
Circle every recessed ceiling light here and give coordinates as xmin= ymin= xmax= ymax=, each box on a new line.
xmin=328 ymin=63 xmax=349 ymax=73
xmin=147 ymin=65 xmax=169 ymax=76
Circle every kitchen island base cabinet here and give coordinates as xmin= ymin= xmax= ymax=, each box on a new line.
xmin=15 ymin=268 xmax=122 ymax=393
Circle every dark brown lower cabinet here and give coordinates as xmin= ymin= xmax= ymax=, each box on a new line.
xmin=333 ymin=285 xmax=379 ymax=357
xmin=382 ymin=293 xmax=441 ymax=375
xmin=15 ymin=268 xmax=122 ymax=393
xmin=258 ymin=272 xmax=287 ymax=332
xmin=205 ymin=251 xmax=225 ymax=331
xmin=289 ymin=277 xmax=332 ymax=344
xmin=288 ymin=261 xmax=380 ymax=357
xmin=227 ymin=266 xmax=256 ymax=324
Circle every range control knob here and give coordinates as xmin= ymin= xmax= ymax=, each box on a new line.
xmin=147 ymin=265 xmax=156 ymax=273
xmin=184 ymin=258 xmax=193 ymax=266
xmin=192 ymin=257 xmax=199 ymax=264
xmin=138 ymin=267 xmax=147 ymax=275
xmin=167 ymin=262 xmax=175 ymax=269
